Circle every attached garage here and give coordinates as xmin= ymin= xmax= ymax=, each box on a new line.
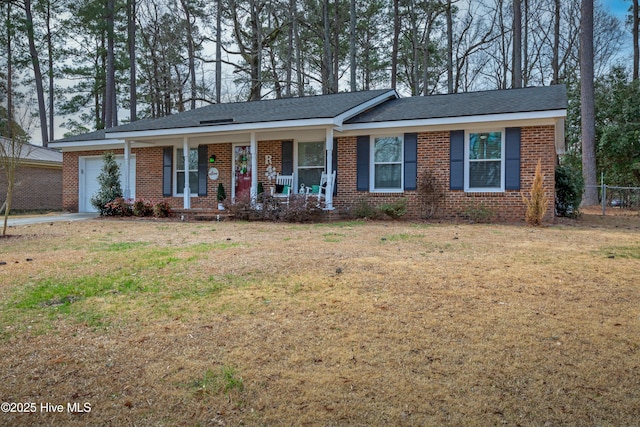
xmin=78 ymin=155 xmax=136 ymax=212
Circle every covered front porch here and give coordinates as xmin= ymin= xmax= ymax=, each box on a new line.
xmin=118 ymin=126 xmax=338 ymax=212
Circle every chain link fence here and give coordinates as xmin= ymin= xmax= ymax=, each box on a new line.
xmin=586 ymin=183 xmax=640 ymax=215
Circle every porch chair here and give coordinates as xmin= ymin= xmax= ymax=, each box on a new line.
xmin=307 ymin=170 xmax=336 ymax=207
xmin=271 ymin=174 xmax=293 ymax=204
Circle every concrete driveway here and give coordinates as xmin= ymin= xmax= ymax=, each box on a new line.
xmin=5 ymin=212 xmax=99 ymax=227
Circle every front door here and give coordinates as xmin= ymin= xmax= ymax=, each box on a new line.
xmin=233 ymin=145 xmax=252 ymax=200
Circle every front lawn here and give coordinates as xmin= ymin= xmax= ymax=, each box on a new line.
xmin=1 ymin=215 xmax=639 ymax=426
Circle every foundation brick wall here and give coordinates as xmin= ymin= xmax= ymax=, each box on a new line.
xmin=62 ymin=126 xmax=556 ymax=222
xmin=1 ymin=165 xmax=62 ymax=210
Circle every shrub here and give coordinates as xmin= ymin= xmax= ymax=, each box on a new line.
xmin=351 ymin=197 xmax=379 ymax=219
xmin=225 ymin=193 xmax=321 ymax=223
xmin=463 ymin=200 xmax=495 ymax=223
xmin=377 ymin=198 xmax=407 ymax=219
xmin=132 ymin=199 xmax=153 ymax=217
xmin=90 ymin=151 xmax=123 ymax=215
xmin=217 ymin=183 xmax=227 ymax=202
xmin=555 ymin=163 xmax=584 ymax=218
xmin=523 ymin=159 xmax=549 ymax=226
xmin=104 ymin=197 xmax=132 ymax=216
xmin=153 ymin=201 xmax=172 ymax=218
xmin=417 ymin=170 xmax=445 ymax=219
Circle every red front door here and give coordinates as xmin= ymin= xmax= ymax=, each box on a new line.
xmin=234 ymin=145 xmax=252 ymax=199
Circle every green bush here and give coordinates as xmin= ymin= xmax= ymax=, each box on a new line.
xmin=351 ymin=197 xmax=379 ymax=219
xmin=555 ymin=163 xmax=584 ymax=218
xmin=377 ymin=198 xmax=408 ymax=219
xmin=463 ymin=201 xmax=495 ymax=223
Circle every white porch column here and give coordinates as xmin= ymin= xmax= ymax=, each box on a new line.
xmin=123 ymin=140 xmax=131 ymax=199
xmin=325 ymin=127 xmax=334 ymax=209
xmin=250 ymin=132 xmax=258 ymax=202
xmin=183 ymin=137 xmax=191 ymax=209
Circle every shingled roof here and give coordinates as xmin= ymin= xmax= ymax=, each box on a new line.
xmin=0 ymin=138 xmax=62 ymax=167
xmin=345 ymin=85 xmax=567 ymax=124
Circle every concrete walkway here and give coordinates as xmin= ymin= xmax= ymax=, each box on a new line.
xmin=5 ymin=212 xmax=99 ymax=227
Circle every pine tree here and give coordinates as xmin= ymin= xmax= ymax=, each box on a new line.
xmin=90 ymin=151 xmax=123 ymax=215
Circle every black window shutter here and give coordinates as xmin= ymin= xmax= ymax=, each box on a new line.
xmin=198 ymin=145 xmax=208 ymax=196
xmin=505 ymin=127 xmax=521 ymax=190
xmin=404 ymin=133 xmax=418 ymax=190
xmin=450 ymin=130 xmax=465 ymax=190
xmin=162 ymin=147 xmax=173 ymax=197
xmin=332 ymin=138 xmax=338 ymax=196
xmin=356 ymin=135 xmax=370 ymax=191
xmin=282 ymin=140 xmax=293 ymax=175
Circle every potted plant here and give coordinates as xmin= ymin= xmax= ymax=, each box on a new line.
xmin=217 ymin=183 xmax=226 ymax=210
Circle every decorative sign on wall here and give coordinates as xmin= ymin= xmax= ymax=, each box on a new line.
xmin=208 ymin=167 xmax=219 ymax=180
xmin=264 ymin=154 xmax=277 ymax=182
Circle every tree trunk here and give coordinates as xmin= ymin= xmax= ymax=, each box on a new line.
xmin=128 ymin=0 xmax=137 ymax=120
xmin=391 ymin=0 xmax=399 ymax=90
xmin=322 ymin=0 xmax=333 ymax=94
xmin=634 ymin=0 xmax=639 ymax=81
xmin=6 ymin=1 xmax=13 ymax=140
xmin=512 ymin=0 xmax=522 ymax=88
xmin=552 ymin=0 xmax=560 ymax=84
xmin=446 ymin=0 xmax=453 ymax=94
xmin=349 ymin=0 xmax=356 ymax=91
xmin=216 ymin=0 xmax=222 ymax=102
xmin=580 ymin=0 xmax=598 ymax=205
xmin=24 ymin=0 xmax=49 ymax=146
xmin=180 ymin=0 xmax=197 ymax=110
xmin=104 ymin=0 xmax=116 ymax=128
xmin=46 ymin=0 xmax=54 ymax=142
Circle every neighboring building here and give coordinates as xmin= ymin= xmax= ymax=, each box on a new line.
xmin=0 ymin=138 xmax=63 ymax=211
xmin=50 ymin=86 xmax=567 ymax=221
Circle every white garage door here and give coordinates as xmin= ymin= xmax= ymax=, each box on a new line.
xmin=79 ymin=155 xmax=136 ymax=212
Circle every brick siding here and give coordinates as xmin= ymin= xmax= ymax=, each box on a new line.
xmin=0 ymin=164 xmax=62 ymax=210
xmin=62 ymin=125 xmax=556 ymax=222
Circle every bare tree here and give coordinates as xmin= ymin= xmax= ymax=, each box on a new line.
xmin=0 ymin=134 xmax=31 ymax=236
xmin=580 ymin=0 xmax=598 ymax=205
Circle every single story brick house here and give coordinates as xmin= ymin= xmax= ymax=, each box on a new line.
xmin=1 ymin=138 xmax=63 ymax=211
xmin=50 ymin=86 xmax=567 ymax=221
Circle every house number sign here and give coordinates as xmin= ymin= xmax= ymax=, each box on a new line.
xmin=208 ymin=167 xmax=219 ymax=180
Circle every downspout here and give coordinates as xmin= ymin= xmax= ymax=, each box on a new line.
xmin=123 ymin=140 xmax=131 ymax=199
xmin=250 ymin=132 xmax=258 ymax=203
xmin=325 ymin=127 xmax=334 ymax=210
xmin=183 ymin=137 xmax=191 ymax=209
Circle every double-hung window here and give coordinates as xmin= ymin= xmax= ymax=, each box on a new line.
xmin=372 ymin=136 xmax=403 ymax=191
xmin=176 ymin=147 xmax=198 ymax=195
xmin=297 ymin=141 xmax=325 ymax=190
xmin=466 ymin=131 xmax=504 ymax=192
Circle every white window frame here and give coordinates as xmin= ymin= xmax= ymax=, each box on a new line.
xmin=464 ymin=129 xmax=505 ymax=193
xmin=295 ymin=141 xmax=326 ymax=192
xmin=370 ymin=134 xmax=404 ymax=193
xmin=174 ymin=147 xmax=199 ymax=197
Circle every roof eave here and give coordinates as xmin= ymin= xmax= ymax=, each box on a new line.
xmin=105 ymin=117 xmax=338 ymax=140
xmin=341 ymin=109 xmax=567 ymax=132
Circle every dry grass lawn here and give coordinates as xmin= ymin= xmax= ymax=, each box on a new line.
xmin=1 ymin=211 xmax=639 ymax=426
